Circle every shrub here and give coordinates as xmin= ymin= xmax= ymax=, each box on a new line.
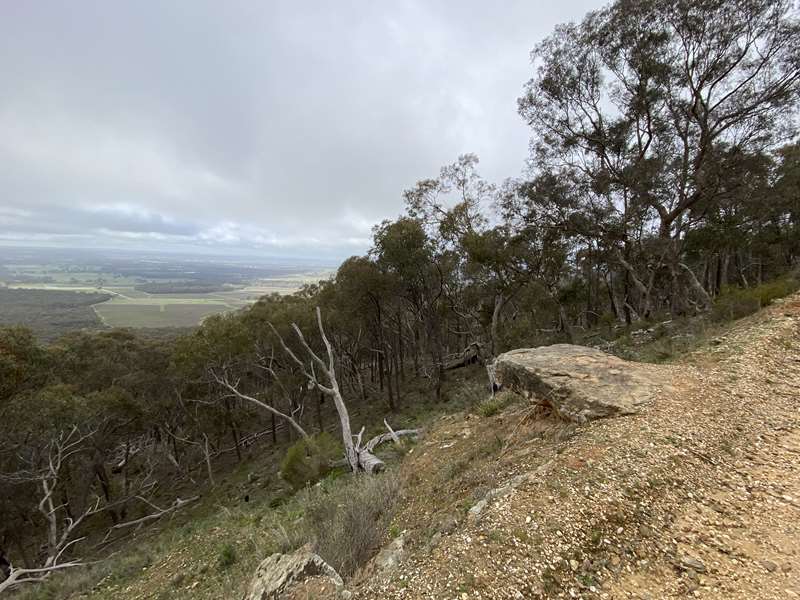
xmin=216 ymin=543 xmax=237 ymax=570
xmin=280 ymin=432 xmax=341 ymax=490
xmin=448 ymin=380 xmax=488 ymax=409
xmin=476 ymin=390 xmax=519 ymax=417
xmin=304 ymin=473 xmax=401 ymax=577
xmin=711 ymin=277 xmax=799 ymax=322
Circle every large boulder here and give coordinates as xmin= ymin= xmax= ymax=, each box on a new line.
xmin=494 ymin=344 xmax=660 ymax=423
xmin=245 ymin=546 xmax=343 ymax=600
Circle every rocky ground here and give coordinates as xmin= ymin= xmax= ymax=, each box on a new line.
xmin=352 ymin=294 xmax=800 ymax=599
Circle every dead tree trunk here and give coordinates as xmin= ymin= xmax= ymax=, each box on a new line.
xmin=679 ymin=263 xmax=713 ymax=310
xmin=272 ymin=308 xmax=417 ymax=474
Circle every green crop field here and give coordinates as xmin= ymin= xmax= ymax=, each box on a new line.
xmin=93 ymin=302 xmax=234 ymax=328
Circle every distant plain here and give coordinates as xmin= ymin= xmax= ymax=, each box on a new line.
xmin=0 ymin=248 xmax=331 ymax=335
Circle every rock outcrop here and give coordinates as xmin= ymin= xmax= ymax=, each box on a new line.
xmin=245 ymin=547 xmax=343 ymax=600
xmin=493 ymin=344 xmax=659 ymax=422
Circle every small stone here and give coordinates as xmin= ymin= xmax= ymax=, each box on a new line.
xmin=679 ymin=556 xmax=706 ymax=573
xmin=761 ymin=560 xmax=778 ymax=573
xmin=526 ymin=516 xmax=532 ymax=524
xmin=437 ymin=514 xmax=459 ymax=535
xmin=570 ymin=559 xmax=579 ymax=571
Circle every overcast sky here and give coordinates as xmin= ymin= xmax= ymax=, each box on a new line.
xmin=0 ymin=1 xmax=600 ymax=259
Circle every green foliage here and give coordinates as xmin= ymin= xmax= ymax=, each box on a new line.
xmin=280 ymin=432 xmax=341 ymax=490
xmin=477 ymin=390 xmax=519 ymax=417
xmin=0 ymin=326 xmax=47 ymax=404
xmin=216 ymin=543 xmax=237 ymax=570
xmin=712 ymin=278 xmax=799 ymax=322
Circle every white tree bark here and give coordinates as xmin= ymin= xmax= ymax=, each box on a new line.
xmin=0 ymin=427 xmax=200 ymax=594
xmin=679 ymin=262 xmax=713 ymax=310
xmin=271 ymin=307 xmax=419 ymax=474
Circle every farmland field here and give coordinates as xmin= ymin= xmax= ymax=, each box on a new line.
xmin=93 ymin=302 xmax=232 ymax=328
xmin=0 ymin=247 xmax=334 ymax=333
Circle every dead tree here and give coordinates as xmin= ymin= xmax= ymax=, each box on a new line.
xmin=270 ymin=307 xmax=418 ymax=474
xmin=0 ymin=426 xmax=199 ymax=594
xmin=0 ymin=427 xmax=95 ymax=593
xmin=99 ymin=495 xmax=199 ymax=544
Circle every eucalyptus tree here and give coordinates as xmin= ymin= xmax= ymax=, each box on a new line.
xmin=333 ymin=256 xmax=399 ymax=409
xmin=372 ymin=217 xmax=450 ymax=399
xmin=519 ymin=0 xmax=800 ymax=314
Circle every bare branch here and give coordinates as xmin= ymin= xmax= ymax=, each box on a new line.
xmin=211 ymin=369 xmax=309 ymax=440
xmin=101 ymin=496 xmax=200 ymax=544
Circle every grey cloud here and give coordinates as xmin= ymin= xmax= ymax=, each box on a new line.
xmin=0 ymin=203 xmax=198 ymax=237
xmin=0 ymin=0 xmax=602 ymax=258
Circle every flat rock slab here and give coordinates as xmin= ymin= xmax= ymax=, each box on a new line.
xmin=494 ymin=344 xmax=661 ymax=423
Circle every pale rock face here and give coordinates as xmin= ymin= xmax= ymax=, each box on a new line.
xmin=245 ymin=547 xmax=343 ymax=600
xmin=372 ymin=534 xmax=406 ymax=572
xmin=493 ymin=344 xmax=660 ymax=422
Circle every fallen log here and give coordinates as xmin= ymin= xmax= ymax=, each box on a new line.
xmin=444 ymin=342 xmax=483 ymax=371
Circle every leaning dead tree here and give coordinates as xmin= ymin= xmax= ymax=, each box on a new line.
xmin=269 ymin=307 xmax=417 ymax=474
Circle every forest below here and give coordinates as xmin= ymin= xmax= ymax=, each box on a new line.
xmin=1 ymin=0 xmax=799 ymax=595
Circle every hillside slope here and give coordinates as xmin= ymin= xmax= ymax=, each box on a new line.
xmin=354 ymin=295 xmax=800 ymax=599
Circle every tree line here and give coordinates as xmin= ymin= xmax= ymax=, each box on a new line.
xmin=1 ymin=0 xmax=798 ymax=592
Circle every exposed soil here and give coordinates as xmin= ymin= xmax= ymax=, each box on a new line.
xmin=353 ymin=295 xmax=800 ymax=599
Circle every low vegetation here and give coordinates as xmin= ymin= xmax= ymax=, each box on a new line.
xmin=476 ymin=390 xmax=519 ymax=417
xmin=711 ymin=277 xmax=800 ymax=323
xmin=280 ymin=432 xmax=341 ymax=490
xmin=299 ymin=472 xmax=402 ymax=577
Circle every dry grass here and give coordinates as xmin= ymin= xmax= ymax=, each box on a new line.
xmin=302 ymin=473 xmax=402 ymax=577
